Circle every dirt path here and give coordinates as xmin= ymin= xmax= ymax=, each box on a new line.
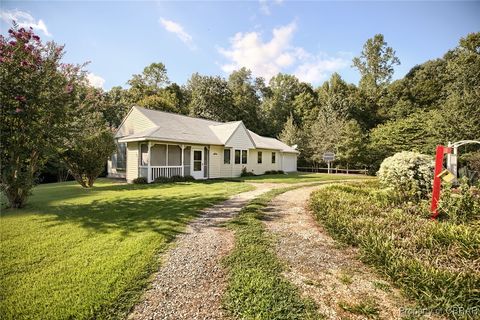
xmin=129 ymin=183 xmax=285 ymax=320
xmin=263 ymin=185 xmax=428 ymax=320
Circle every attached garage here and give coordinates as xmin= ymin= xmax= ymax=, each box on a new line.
xmin=282 ymin=153 xmax=297 ymax=172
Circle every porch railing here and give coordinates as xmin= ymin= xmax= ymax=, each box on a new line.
xmin=151 ymin=166 xmax=183 ymax=181
xmin=140 ymin=166 xmax=183 ymax=182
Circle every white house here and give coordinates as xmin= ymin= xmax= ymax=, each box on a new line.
xmin=108 ymin=106 xmax=298 ymax=183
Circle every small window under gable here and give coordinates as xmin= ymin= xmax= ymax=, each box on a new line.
xmin=257 ymin=151 xmax=262 ymax=164
xmin=272 ymin=152 xmax=276 ymax=164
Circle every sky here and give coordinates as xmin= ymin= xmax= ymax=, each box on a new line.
xmin=1 ymin=1 xmax=479 ymax=90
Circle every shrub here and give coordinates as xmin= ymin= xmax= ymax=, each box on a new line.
xmin=438 ymin=179 xmax=480 ymax=223
xmin=264 ymin=170 xmax=285 ymax=175
xmin=154 ymin=176 xmax=171 ymax=183
xmin=133 ymin=177 xmax=148 ymax=184
xmin=183 ymin=175 xmax=196 ymax=182
xmin=240 ymin=167 xmax=255 ymax=177
xmin=170 ymin=175 xmax=186 ymax=182
xmin=377 ymin=151 xmax=434 ymax=202
xmin=309 ymin=182 xmax=480 ymax=317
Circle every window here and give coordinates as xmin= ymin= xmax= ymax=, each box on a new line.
xmin=224 ymin=149 xmax=231 ymax=164
xmin=140 ymin=143 xmax=149 ymax=166
xmin=115 ymin=143 xmax=126 ymax=171
xmin=257 ymin=151 xmax=262 ymax=164
xmin=242 ymin=150 xmax=248 ymax=164
xmin=235 ymin=149 xmax=248 ymax=164
xmin=272 ymin=152 xmax=276 ymax=164
xmin=235 ymin=150 xmax=241 ymax=164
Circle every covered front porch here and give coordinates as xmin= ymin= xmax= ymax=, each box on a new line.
xmin=138 ymin=141 xmax=209 ymax=182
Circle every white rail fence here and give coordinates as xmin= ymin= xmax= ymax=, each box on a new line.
xmin=298 ymin=167 xmax=368 ymax=175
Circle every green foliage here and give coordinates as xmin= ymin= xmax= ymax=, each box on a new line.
xmin=438 ymin=179 xmax=480 ymax=224
xmin=377 ymin=151 xmax=434 ymax=202
xmin=264 ymin=170 xmax=284 ymax=175
xmin=369 ymin=111 xmax=438 ymax=161
xmin=0 ymin=26 xmax=82 ymax=208
xmin=227 ymin=68 xmax=262 ymax=132
xmin=187 ymin=73 xmax=236 ymax=122
xmin=224 ymin=188 xmax=320 ymax=319
xmin=310 ymin=182 xmax=480 ymax=317
xmin=0 ymin=179 xmax=252 ymax=319
xmin=132 ymin=177 xmax=148 ymax=184
xmin=240 ymin=167 xmax=255 ymax=177
xmin=352 ymin=34 xmax=400 ymax=95
xmin=153 ymin=175 xmax=196 ymax=183
xmin=278 ymin=114 xmax=300 ymax=146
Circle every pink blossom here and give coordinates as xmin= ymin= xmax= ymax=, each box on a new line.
xmin=15 ymin=95 xmax=26 ymax=102
xmin=65 ymin=84 xmax=73 ymax=93
xmin=15 ymin=107 xmax=23 ymax=113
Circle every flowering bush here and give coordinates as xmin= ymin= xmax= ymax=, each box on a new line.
xmin=377 ymin=151 xmax=434 ymax=202
xmin=1 ymin=24 xmax=88 ymax=207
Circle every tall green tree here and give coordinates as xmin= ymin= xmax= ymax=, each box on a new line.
xmin=59 ymin=86 xmax=115 ymax=188
xmin=227 ymin=68 xmax=261 ymax=131
xmin=187 ymin=73 xmax=236 ymax=122
xmin=261 ymin=73 xmax=303 ymax=137
xmin=0 ymin=26 xmax=82 ymax=208
xmin=352 ymin=34 xmax=400 ymax=94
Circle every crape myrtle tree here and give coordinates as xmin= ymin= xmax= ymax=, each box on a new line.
xmin=0 ymin=26 xmax=82 ymax=208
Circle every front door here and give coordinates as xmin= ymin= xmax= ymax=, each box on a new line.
xmin=191 ymin=148 xmax=204 ymax=179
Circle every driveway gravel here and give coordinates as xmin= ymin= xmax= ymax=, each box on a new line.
xmin=128 ymin=183 xmax=282 ymax=320
xmin=263 ymin=185 xmax=443 ymax=320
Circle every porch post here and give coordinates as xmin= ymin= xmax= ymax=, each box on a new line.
xmin=147 ymin=141 xmax=152 ymax=183
xmin=181 ymin=145 xmax=185 ymax=176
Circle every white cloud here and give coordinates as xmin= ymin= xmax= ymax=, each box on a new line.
xmin=87 ymin=73 xmax=105 ymax=89
xmin=0 ymin=9 xmax=51 ymax=36
xmin=259 ymin=0 xmax=283 ymax=15
xmin=219 ymin=22 xmax=349 ymax=84
xmin=159 ymin=17 xmax=195 ymax=50
xmin=294 ymin=56 xmax=349 ymax=83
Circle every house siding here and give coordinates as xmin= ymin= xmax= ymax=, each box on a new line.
xmin=116 ymin=107 xmax=156 ymax=138
xmin=126 ymin=142 xmax=139 ymax=183
xmin=247 ymin=149 xmax=281 ymax=175
xmin=208 ymin=145 xmax=223 ymax=179
xmin=225 ymin=124 xmax=255 ymax=150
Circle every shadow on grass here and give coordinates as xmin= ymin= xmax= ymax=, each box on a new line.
xmin=38 ymin=193 xmax=230 ymax=238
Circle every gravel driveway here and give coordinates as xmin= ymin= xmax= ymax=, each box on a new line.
xmin=128 ymin=183 xmax=283 ymax=320
xmin=263 ymin=185 xmax=442 ymax=320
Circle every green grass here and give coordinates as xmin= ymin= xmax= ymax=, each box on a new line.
xmin=231 ymin=172 xmax=372 ymax=184
xmin=338 ymin=299 xmax=380 ymax=318
xmin=0 ymin=178 xmax=253 ymax=320
xmin=309 ymin=181 xmax=480 ymax=319
xmin=223 ymin=187 xmax=321 ymax=320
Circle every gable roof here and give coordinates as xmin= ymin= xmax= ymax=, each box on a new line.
xmin=116 ymin=106 xmax=298 ymax=153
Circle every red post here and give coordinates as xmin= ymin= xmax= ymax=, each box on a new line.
xmin=430 ymin=145 xmax=451 ymax=219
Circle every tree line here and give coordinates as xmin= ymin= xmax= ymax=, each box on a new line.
xmin=99 ymin=32 xmax=480 ymax=170
xmin=1 ymin=23 xmax=479 ymax=208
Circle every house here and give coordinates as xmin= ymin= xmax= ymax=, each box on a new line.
xmin=108 ymin=106 xmax=298 ymax=183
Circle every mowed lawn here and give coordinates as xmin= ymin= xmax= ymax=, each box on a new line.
xmin=235 ymin=172 xmax=373 ymax=183
xmin=0 ymin=179 xmax=253 ymax=320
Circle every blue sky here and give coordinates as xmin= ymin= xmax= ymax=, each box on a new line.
xmin=1 ymin=1 xmax=479 ymax=90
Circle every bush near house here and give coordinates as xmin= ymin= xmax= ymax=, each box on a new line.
xmin=309 ymin=181 xmax=480 ymax=319
xmin=377 ymin=151 xmax=434 ymax=203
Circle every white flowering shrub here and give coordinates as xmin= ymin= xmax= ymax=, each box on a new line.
xmin=378 ymin=151 xmax=434 ymax=202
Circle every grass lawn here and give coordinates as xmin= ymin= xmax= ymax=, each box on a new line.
xmin=0 ymin=178 xmax=253 ymax=320
xmin=233 ymin=172 xmax=373 ymax=184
